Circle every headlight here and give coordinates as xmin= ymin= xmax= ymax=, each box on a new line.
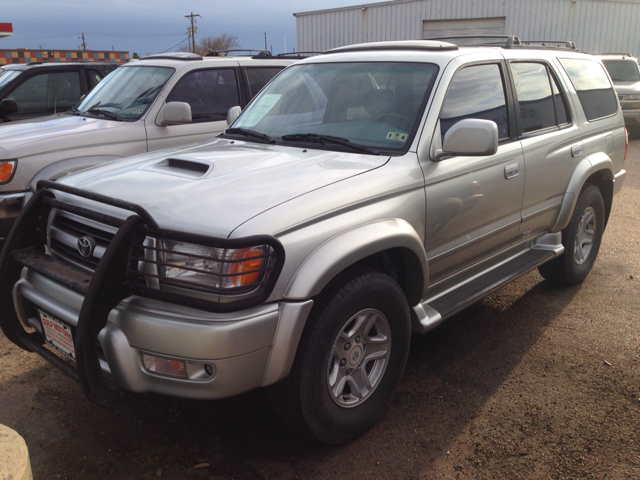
xmin=623 ymin=94 xmax=640 ymax=100
xmin=156 ymin=239 xmax=275 ymax=293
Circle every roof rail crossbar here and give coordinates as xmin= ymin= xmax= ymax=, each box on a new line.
xmin=324 ymin=40 xmax=458 ymax=54
xmin=276 ymin=51 xmax=323 ymax=58
xmin=205 ymin=49 xmax=272 ymax=57
xmin=427 ymin=35 xmax=522 ymax=47
xmin=140 ymin=52 xmax=202 ymax=61
xmin=592 ymin=52 xmax=634 ymax=57
xmin=517 ymin=40 xmax=579 ymax=51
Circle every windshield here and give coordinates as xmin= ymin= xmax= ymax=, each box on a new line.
xmin=601 ymin=59 xmax=640 ymax=82
xmin=77 ymin=66 xmax=174 ymax=120
xmin=0 ymin=70 xmax=21 ymax=90
xmin=232 ymin=62 xmax=438 ymax=153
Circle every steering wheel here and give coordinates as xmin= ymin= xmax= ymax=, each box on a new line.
xmin=374 ymin=113 xmax=413 ymax=130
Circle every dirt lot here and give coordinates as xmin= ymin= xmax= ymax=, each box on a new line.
xmin=1 ymin=141 xmax=639 ymax=480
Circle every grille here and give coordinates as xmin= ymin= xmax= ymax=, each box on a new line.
xmin=49 ymin=213 xmax=116 ymax=272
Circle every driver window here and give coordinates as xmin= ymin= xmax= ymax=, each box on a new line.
xmin=440 ymin=64 xmax=509 ymax=141
xmin=166 ymin=69 xmax=240 ymax=123
xmin=9 ymin=71 xmax=81 ymax=116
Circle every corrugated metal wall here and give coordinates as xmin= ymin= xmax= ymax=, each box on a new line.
xmin=295 ymin=0 xmax=640 ymax=56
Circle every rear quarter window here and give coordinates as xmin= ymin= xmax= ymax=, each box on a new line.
xmin=559 ymin=58 xmax=618 ymax=121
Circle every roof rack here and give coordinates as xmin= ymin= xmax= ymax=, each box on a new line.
xmin=205 ymin=49 xmax=272 ymax=58
xmin=427 ymin=35 xmax=522 ymax=47
xmin=593 ymin=52 xmax=635 ymax=58
xmin=325 ymin=40 xmax=458 ymax=54
xmin=427 ymin=35 xmax=579 ymax=51
xmin=518 ymin=40 xmax=579 ymax=51
xmin=276 ymin=51 xmax=323 ymax=59
xmin=140 ymin=52 xmax=202 ymax=61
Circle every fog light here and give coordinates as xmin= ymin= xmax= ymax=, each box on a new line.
xmin=142 ymin=354 xmax=186 ymax=378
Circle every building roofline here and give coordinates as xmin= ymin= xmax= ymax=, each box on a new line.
xmin=293 ymin=0 xmax=416 ymax=17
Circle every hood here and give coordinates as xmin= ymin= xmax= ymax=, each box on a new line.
xmin=612 ymin=81 xmax=640 ymax=94
xmin=58 ymin=138 xmax=389 ymax=238
xmin=0 ymin=114 xmax=130 ymax=159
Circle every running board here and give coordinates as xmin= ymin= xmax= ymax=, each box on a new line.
xmin=412 ymin=247 xmax=556 ymax=333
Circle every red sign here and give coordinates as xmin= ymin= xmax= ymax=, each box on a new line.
xmin=0 ymin=23 xmax=13 ymax=36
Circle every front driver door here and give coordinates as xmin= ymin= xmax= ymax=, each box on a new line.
xmin=423 ymin=61 xmax=525 ymax=283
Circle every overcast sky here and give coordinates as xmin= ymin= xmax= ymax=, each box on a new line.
xmin=1 ymin=0 xmax=353 ymax=56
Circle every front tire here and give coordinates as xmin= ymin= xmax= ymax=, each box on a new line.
xmin=269 ymin=269 xmax=411 ymax=444
xmin=538 ymin=185 xmax=605 ymax=285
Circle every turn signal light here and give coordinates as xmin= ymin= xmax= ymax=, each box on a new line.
xmin=142 ymin=354 xmax=186 ymax=378
xmin=0 ymin=160 xmax=16 ymax=183
xmin=229 ymin=248 xmax=264 ymax=286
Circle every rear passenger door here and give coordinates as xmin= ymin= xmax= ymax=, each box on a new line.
xmin=145 ymin=67 xmax=242 ymax=151
xmin=505 ymin=57 xmax=584 ymax=239
xmin=423 ymin=60 xmax=525 ymax=282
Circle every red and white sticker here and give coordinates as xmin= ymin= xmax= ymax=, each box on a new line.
xmin=39 ymin=310 xmax=76 ymax=361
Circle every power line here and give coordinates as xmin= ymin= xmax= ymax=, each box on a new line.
xmin=157 ymin=36 xmax=190 ymax=54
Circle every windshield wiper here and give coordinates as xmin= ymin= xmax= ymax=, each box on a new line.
xmin=86 ymin=108 xmax=122 ymax=121
xmin=225 ymin=127 xmax=276 ymax=144
xmin=66 ymin=106 xmax=80 ymax=115
xmin=280 ymin=133 xmax=380 ymax=155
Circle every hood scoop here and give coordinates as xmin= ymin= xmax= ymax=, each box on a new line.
xmin=145 ymin=158 xmax=213 ymax=179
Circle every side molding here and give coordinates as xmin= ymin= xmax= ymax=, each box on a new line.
xmin=283 ymin=218 xmax=429 ymax=301
xmin=551 ymin=152 xmax=614 ymax=232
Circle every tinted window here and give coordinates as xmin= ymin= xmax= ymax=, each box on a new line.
xmin=246 ymin=67 xmax=283 ymax=97
xmin=167 ymin=69 xmax=239 ymax=123
xmin=559 ymin=58 xmax=618 ymax=121
xmin=9 ymin=71 xmax=81 ymax=115
xmin=0 ymin=70 xmax=21 ymax=90
xmin=87 ymin=69 xmax=103 ymax=89
xmin=511 ymin=63 xmax=556 ymax=133
xmin=550 ymin=74 xmax=569 ymax=125
xmin=440 ymin=64 xmax=509 ymax=140
xmin=601 ymin=59 xmax=640 ymax=82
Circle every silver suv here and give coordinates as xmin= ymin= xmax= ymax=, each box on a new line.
xmin=0 ymin=37 xmax=627 ymax=444
xmin=597 ymin=53 xmax=640 ymax=131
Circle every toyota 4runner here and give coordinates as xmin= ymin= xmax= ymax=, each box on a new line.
xmin=0 ymin=37 xmax=627 ymax=444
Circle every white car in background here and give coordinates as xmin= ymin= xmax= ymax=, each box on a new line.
xmin=597 ymin=53 xmax=640 ymax=134
xmin=0 ymin=52 xmax=296 ymax=241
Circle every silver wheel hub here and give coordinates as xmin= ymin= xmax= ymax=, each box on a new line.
xmin=326 ymin=308 xmax=391 ymax=408
xmin=574 ymin=206 xmax=596 ymax=266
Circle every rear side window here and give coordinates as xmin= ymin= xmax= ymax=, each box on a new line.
xmin=167 ymin=69 xmax=240 ymax=123
xmin=511 ymin=62 xmax=570 ymax=134
xmin=559 ymin=58 xmax=618 ymax=121
xmin=440 ymin=63 xmax=509 ymax=140
xmin=245 ymin=67 xmax=283 ymax=97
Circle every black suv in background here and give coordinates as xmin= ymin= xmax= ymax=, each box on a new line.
xmin=0 ymin=62 xmax=119 ymax=122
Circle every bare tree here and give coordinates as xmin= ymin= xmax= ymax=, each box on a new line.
xmin=180 ymin=33 xmax=240 ymax=55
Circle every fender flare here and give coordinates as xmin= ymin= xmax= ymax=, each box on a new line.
xmin=27 ymin=155 xmax=123 ymax=192
xmin=551 ymin=152 xmax=614 ymax=232
xmin=283 ymin=218 xmax=429 ymax=304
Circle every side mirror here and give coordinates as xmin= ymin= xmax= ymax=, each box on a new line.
xmin=158 ymin=102 xmax=192 ymax=126
xmin=434 ymin=119 xmax=499 ymax=161
xmin=0 ymin=98 xmax=19 ymax=117
xmin=227 ymin=106 xmax=241 ymax=126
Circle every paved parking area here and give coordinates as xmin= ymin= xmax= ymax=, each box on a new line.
xmin=1 ymin=140 xmax=639 ymax=479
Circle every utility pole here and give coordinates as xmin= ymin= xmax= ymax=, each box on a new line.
xmin=185 ymin=12 xmax=201 ymax=53
xmin=263 ymin=32 xmax=267 ymax=51
xmin=79 ymin=33 xmax=87 ymax=51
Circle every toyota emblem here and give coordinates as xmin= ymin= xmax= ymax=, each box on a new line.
xmin=77 ymin=236 xmax=97 ymax=258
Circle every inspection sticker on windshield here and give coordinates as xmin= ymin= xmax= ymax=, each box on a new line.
xmin=39 ymin=310 xmax=76 ymax=361
xmin=386 ymin=130 xmax=408 ymax=142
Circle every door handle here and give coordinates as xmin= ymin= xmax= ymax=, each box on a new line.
xmin=504 ymin=163 xmax=520 ymax=179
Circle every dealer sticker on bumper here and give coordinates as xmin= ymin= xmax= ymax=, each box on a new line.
xmin=39 ymin=310 xmax=76 ymax=361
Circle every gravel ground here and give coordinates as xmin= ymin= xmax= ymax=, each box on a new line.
xmin=1 ymin=140 xmax=639 ymax=480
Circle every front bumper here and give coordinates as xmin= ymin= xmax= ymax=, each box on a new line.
xmin=13 ymin=267 xmax=312 ymax=399
xmin=0 ymin=180 xmax=301 ymax=405
xmin=620 ymin=105 xmax=640 ymax=125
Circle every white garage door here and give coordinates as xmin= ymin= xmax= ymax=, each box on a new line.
xmin=422 ymin=17 xmax=506 ymax=41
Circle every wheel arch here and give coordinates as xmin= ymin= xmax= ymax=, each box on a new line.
xmin=283 ymin=219 xmax=428 ymax=306
xmin=551 ymin=152 xmax=614 ymax=232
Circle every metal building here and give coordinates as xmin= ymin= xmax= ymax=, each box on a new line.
xmin=294 ymin=0 xmax=640 ymax=56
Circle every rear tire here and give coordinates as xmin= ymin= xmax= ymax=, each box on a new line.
xmin=538 ymin=185 xmax=605 ymax=285
xmin=268 ymin=269 xmax=411 ymax=444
